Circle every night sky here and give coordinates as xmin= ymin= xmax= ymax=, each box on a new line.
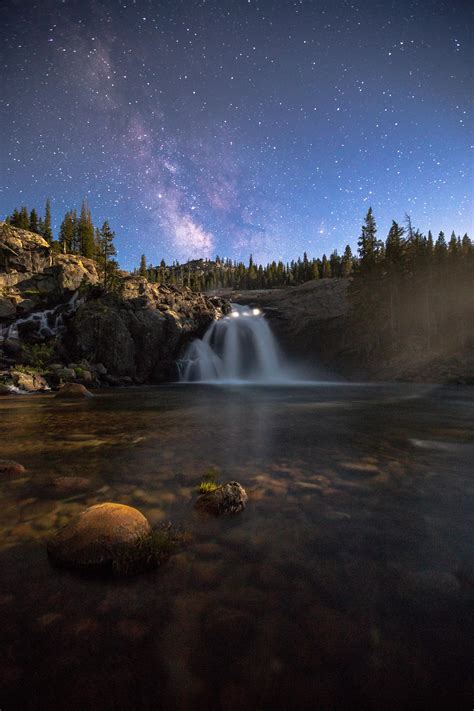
xmin=1 ymin=0 xmax=472 ymax=270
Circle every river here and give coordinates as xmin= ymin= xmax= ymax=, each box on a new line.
xmin=0 ymin=383 xmax=473 ymax=709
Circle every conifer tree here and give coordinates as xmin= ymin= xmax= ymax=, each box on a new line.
xmin=42 ymin=199 xmax=53 ymax=243
xmin=29 ymin=208 xmax=39 ymax=234
xmin=98 ymin=220 xmax=118 ymax=291
xmin=77 ymin=201 xmax=95 ymax=257
xmin=59 ymin=211 xmax=75 ymax=254
xmin=139 ymin=254 xmax=147 ymax=277
xmin=19 ymin=206 xmax=29 ymax=230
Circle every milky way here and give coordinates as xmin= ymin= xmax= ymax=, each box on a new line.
xmin=0 ymin=0 xmax=471 ymax=269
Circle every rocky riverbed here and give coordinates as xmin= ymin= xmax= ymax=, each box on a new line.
xmin=0 ymin=383 xmax=472 ymax=709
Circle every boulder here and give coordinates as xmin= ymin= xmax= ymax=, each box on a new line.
xmin=195 ymin=481 xmax=248 ymax=515
xmin=0 ymin=222 xmax=51 ymax=274
xmin=57 ymin=367 xmax=76 ymax=381
xmin=0 ymin=297 xmax=15 ymax=318
xmin=0 ymin=383 xmax=11 ymax=395
xmin=0 ymin=459 xmax=26 ymax=476
xmin=55 ymin=383 xmax=93 ymax=398
xmin=47 ymin=502 xmax=152 ymax=569
xmin=11 ymin=370 xmax=49 ymax=392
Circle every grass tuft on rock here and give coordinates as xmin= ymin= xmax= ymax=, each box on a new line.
xmin=112 ymin=522 xmax=185 ymax=576
xmin=197 ymin=467 xmax=220 ymax=494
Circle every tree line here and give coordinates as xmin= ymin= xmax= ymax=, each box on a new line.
xmin=137 ymin=245 xmax=356 ymax=291
xmin=349 ymin=208 xmax=473 ymax=358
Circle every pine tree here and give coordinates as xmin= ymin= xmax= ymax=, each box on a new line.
xmin=19 ymin=206 xmax=29 ymax=230
xmin=78 ymin=201 xmax=95 ymax=258
xmin=139 ymin=254 xmax=147 ymax=277
xmin=29 ymin=208 xmax=39 ymax=234
xmin=42 ymin=199 xmax=53 ymax=243
xmin=98 ymin=221 xmax=118 ymax=291
xmin=341 ymin=244 xmax=353 ymax=276
xmin=59 ymin=211 xmax=75 ymax=254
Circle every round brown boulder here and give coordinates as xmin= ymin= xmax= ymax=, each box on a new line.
xmin=195 ymin=481 xmax=248 ymax=515
xmin=55 ymin=383 xmax=93 ymax=398
xmin=0 ymin=459 xmax=26 ymax=476
xmin=47 ymin=502 xmax=152 ymax=569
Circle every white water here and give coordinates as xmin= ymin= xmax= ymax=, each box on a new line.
xmin=0 ymin=290 xmax=82 ymax=347
xmin=180 ymin=303 xmax=296 ymax=384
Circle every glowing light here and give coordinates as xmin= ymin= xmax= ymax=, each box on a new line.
xmin=231 ymin=311 xmax=240 ymax=318
xmin=252 ymin=308 xmax=261 ymax=315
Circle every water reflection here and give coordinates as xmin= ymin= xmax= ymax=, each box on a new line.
xmin=0 ymin=383 xmax=473 ymax=709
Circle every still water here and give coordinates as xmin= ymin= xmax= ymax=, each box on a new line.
xmin=0 ymin=383 xmax=473 ymax=710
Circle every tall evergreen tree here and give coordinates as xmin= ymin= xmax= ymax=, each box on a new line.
xmin=98 ymin=221 xmax=118 ymax=291
xmin=139 ymin=254 xmax=147 ymax=277
xmin=78 ymin=201 xmax=95 ymax=257
xmin=29 ymin=208 xmax=39 ymax=234
xmin=42 ymin=199 xmax=53 ymax=243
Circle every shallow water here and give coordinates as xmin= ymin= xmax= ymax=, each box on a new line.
xmin=0 ymin=383 xmax=473 ymax=710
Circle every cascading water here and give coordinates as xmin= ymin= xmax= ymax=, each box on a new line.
xmin=180 ymin=304 xmax=293 ymax=383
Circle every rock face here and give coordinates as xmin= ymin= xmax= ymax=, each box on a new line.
xmin=0 ymin=222 xmax=100 ymax=317
xmin=66 ymin=282 xmax=227 ymax=381
xmin=195 ymin=482 xmax=248 ymax=515
xmin=47 ymin=503 xmax=152 ymax=569
xmin=0 ymin=223 xmax=51 ymax=275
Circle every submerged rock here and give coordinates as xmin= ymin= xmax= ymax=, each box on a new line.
xmin=55 ymin=383 xmax=93 ymax=398
xmin=0 ymin=459 xmax=26 ymax=476
xmin=195 ymin=481 xmax=248 ymax=515
xmin=47 ymin=502 xmax=152 ymax=569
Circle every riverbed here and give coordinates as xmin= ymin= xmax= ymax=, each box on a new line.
xmin=0 ymin=383 xmax=473 ymax=709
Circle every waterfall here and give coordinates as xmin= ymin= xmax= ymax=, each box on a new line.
xmin=0 ymin=290 xmax=82 ymax=347
xmin=180 ymin=304 xmax=293 ymax=383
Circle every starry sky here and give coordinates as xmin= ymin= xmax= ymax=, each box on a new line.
xmin=1 ymin=0 xmax=472 ymax=270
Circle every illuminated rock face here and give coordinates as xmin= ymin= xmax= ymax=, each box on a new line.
xmin=47 ymin=503 xmax=152 ymax=569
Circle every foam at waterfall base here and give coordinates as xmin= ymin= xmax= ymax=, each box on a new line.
xmin=180 ymin=303 xmax=301 ymax=384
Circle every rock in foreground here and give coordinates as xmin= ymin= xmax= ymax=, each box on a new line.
xmin=195 ymin=481 xmax=248 ymax=515
xmin=0 ymin=459 xmax=26 ymax=476
xmin=47 ymin=503 xmax=152 ymax=570
xmin=55 ymin=382 xmax=93 ymax=398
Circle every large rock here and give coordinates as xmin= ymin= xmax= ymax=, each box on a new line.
xmin=11 ymin=370 xmax=49 ymax=392
xmin=47 ymin=503 xmax=152 ymax=569
xmin=0 ymin=459 xmax=26 ymax=476
xmin=55 ymin=383 xmax=93 ymax=398
xmin=195 ymin=481 xmax=248 ymax=515
xmin=0 ymin=222 xmax=51 ymax=274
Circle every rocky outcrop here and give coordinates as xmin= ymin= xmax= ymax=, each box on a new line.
xmin=47 ymin=503 xmax=152 ymax=569
xmin=195 ymin=482 xmax=248 ymax=515
xmin=66 ymin=284 xmax=226 ymax=381
xmin=0 ymin=223 xmax=51 ymax=275
xmin=11 ymin=370 xmax=49 ymax=392
xmin=0 ymin=223 xmax=229 ymax=384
